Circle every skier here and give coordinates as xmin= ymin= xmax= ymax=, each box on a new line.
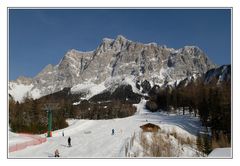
xmin=54 ymin=149 xmax=60 ymax=157
xmin=68 ymin=136 xmax=71 ymax=147
xmin=62 ymin=131 xmax=64 ymax=137
xmin=112 ymin=129 xmax=115 ymax=135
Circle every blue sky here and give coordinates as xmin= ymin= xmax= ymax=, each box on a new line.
xmin=9 ymin=9 xmax=231 ymax=80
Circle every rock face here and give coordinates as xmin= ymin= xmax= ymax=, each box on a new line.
xmin=89 ymin=85 xmax=142 ymax=104
xmin=9 ymin=35 xmax=216 ymax=102
xmin=204 ymin=65 xmax=231 ymax=84
xmin=176 ymin=65 xmax=231 ymax=88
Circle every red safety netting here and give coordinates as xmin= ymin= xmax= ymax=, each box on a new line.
xmin=9 ymin=133 xmax=47 ymax=153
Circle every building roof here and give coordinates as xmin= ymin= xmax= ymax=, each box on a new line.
xmin=140 ymin=123 xmax=160 ymax=129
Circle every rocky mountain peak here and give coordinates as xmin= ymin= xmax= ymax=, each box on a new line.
xmin=12 ymin=76 xmax=33 ymax=85
xmin=102 ymin=37 xmax=114 ymax=44
xmin=98 ymin=35 xmax=131 ymax=53
xmin=181 ymin=46 xmax=203 ymax=57
xmin=9 ymin=35 xmax=217 ymax=102
xmin=35 ymin=64 xmax=54 ymax=78
xmin=115 ymin=35 xmax=128 ymax=43
xmin=204 ymin=64 xmax=231 ymax=84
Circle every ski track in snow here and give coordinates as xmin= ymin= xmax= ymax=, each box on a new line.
xmin=9 ymin=132 xmax=33 ymax=146
xmin=9 ymin=100 xmax=202 ymax=158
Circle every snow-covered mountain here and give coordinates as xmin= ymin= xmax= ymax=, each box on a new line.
xmin=176 ymin=64 xmax=231 ymax=88
xmin=204 ymin=64 xmax=231 ymax=84
xmin=9 ymin=35 xmax=216 ymax=102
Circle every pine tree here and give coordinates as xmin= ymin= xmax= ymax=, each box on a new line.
xmin=203 ymin=134 xmax=212 ymax=155
xmin=196 ymin=133 xmax=203 ymax=155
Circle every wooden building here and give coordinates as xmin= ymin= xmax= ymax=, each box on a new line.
xmin=140 ymin=123 xmax=160 ymax=132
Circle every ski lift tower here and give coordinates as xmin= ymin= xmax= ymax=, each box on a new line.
xmin=43 ymin=74 xmax=64 ymax=137
xmin=44 ymin=103 xmax=59 ymax=137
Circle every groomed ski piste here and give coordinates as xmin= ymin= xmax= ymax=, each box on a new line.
xmin=9 ymin=99 xmax=229 ymax=158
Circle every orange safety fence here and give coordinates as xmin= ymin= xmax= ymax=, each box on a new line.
xmin=9 ymin=133 xmax=47 ymax=153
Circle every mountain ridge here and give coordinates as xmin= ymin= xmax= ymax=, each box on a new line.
xmin=9 ymin=35 xmax=217 ymax=102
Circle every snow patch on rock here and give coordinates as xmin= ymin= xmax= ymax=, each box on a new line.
xmin=71 ymin=81 xmax=106 ymax=100
xmin=9 ymin=83 xmax=34 ymax=102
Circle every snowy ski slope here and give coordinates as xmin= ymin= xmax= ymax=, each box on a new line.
xmin=9 ymin=99 xmax=202 ymax=158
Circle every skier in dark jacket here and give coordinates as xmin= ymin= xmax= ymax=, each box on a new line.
xmin=112 ymin=129 xmax=115 ymax=135
xmin=68 ymin=136 xmax=71 ymax=147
